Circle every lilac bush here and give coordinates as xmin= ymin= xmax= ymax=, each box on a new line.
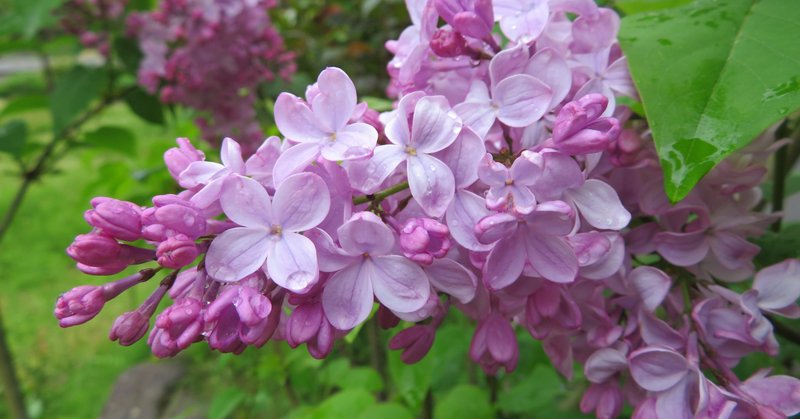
xmin=127 ymin=0 xmax=296 ymax=152
xmin=55 ymin=0 xmax=800 ymax=417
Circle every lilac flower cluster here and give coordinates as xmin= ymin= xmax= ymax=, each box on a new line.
xmin=58 ymin=0 xmax=128 ymax=56
xmin=56 ymin=0 xmax=800 ymax=416
xmin=127 ymin=0 xmax=296 ymax=152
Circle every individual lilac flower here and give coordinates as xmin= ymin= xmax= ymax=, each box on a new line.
xmin=470 ymin=312 xmax=518 ymax=375
xmin=524 ymin=281 xmax=582 ymax=339
xmin=580 ymin=382 xmax=623 ymax=419
xmin=477 ymin=152 xmax=542 ymax=214
xmin=476 ymin=200 xmax=578 ymax=288
xmin=573 ymin=46 xmax=636 ymax=112
xmin=148 ymin=297 xmax=204 ymax=357
xmin=272 ymin=67 xmax=378 ymax=184
xmin=349 ymin=93 xmax=462 ymax=217
xmin=179 ymin=137 xmax=246 ymax=211
xmin=749 ymin=258 xmax=800 ymax=318
xmin=311 ymin=212 xmax=431 ymax=330
xmin=738 ymin=370 xmax=800 ymax=417
xmin=398 ymin=217 xmax=452 ymax=265
xmin=205 ymin=174 xmax=330 ymax=292
xmin=84 ymin=197 xmax=143 ymax=241
xmin=454 ymin=68 xmax=553 ymax=138
xmin=244 ymin=136 xmax=283 ymax=189
xmin=204 ymin=284 xmax=277 ymax=352
xmin=164 ymin=137 xmax=205 ymax=182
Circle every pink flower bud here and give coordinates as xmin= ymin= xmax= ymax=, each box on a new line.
xmin=55 ymin=286 xmax=105 ymax=327
xmin=67 ymin=233 xmax=124 ymax=267
xmin=156 ymin=235 xmax=199 ymax=269
xmin=389 ymin=325 xmax=435 ymax=364
xmin=399 ymin=218 xmax=451 ymax=265
xmin=544 ymin=94 xmax=620 ymax=155
xmin=109 ymin=311 xmax=150 ymax=346
xmin=142 ymin=198 xmax=207 ymax=241
xmin=164 ymin=138 xmax=204 ymax=182
xmin=149 ymin=298 xmax=204 ymax=357
xmin=84 ymin=198 xmax=142 ymax=241
xmin=470 ymin=313 xmax=518 ymax=375
xmin=430 ymin=28 xmax=468 ymax=58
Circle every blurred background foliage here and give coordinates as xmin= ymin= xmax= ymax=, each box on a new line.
xmin=0 ymin=0 xmax=798 ymax=418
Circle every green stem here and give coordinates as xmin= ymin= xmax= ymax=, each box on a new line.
xmin=366 ymin=318 xmax=388 ymax=401
xmin=352 ymin=181 xmax=410 ymax=206
xmin=0 ymin=306 xmax=27 ymax=419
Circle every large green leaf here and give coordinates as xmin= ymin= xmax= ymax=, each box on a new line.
xmin=81 ymin=126 xmax=137 ymax=156
xmin=0 ymin=119 xmax=27 ymax=158
xmin=620 ymin=0 xmax=800 ymax=202
xmin=50 ymin=66 xmax=107 ymax=133
xmin=615 ymin=0 xmax=693 ymax=15
xmin=433 ymin=385 xmax=494 ymax=419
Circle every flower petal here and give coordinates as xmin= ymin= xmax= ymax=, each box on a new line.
xmin=272 ymin=142 xmax=321 ymax=187
xmin=524 ymin=231 xmax=578 ymax=283
xmin=220 ymin=175 xmax=273 ymax=228
xmin=179 ymin=161 xmax=225 ymax=188
xmin=407 ymin=154 xmax=455 ymax=218
xmin=337 ymin=211 xmax=395 ymax=256
xmin=628 ymin=347 xmax=690 ymax=392
xmin=629 ymin=267 xmax=671 ymax=312
xmin=346 ymin=144 xmax=407 ymax=193
xmin=434 ymin=127 xmax=485 ymax=189
xmin=483 ymin=235 xmax=526 ymax=290
xmin=446 ymin=190 xmax=492 ymax=251
xmin=322 ymin=261 xmax=375 ymax=330
xmin=220 ymin=137 xmax=244 ymax=174
xmin=267 ymin=232 xmax=319 ymax=293
xmin=655 ymin=231 xmax=709 ymax=266
xmin=305 ymin=228 xmax=358 ymax=271
xmin=568 ymin=179 xmax=631 ymax=230
xmin=526 ymin=48 xmax=571 ymax=107
xmin=411 ymin=96 xmax=462 ymax=153
xmin=275 ymin=93 xmax=328 ymax=143
xmin=206 ymin=228 xmax=273 ymax=282
xmin=319 ymin=122 xmax=378 ymax=161
xmin=585 ymin=347 xmax=628 ymax=384
xmin=753 ymin=259 xmax=800 ymax=311
xmin=311 ymin=67 xmax=357 ymax=132
xmin=371 ymin=255 xmax=430 ymax=313
xmin=273 ymin=173 xmax=331 ymax=232
xmin=495 ymin=74 xmax=553 ymax=127
xmin=424 ymin=258 xmax=478 ymax=304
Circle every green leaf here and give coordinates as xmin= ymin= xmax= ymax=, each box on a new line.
xmin=753 ymin=223 xmax=800 ymax=268
xmin=124 ymin=87 xmax=165 ymax=125
xmin=50 ymin=66 xmax=107 ymax=133
xmin=0 ymin=119 xmax=27 ymax=158
xmin=5 ymin=0 xmax=62 ymax=38
xmin=1 ymin=94 xmax=49 ymax=117
xmin=620 ymin=0 xmax=800 ymax=202
xmin=208 ymin=388 xmax=246 ymax=419
xmin=496 ymin=366 xmax=567 ymax=415
xmin=388 ymin=343 xmax=432 ymax=411
xmin=113 ymin=37 xmax=144 ymax=73
xmin=82 ymin=126 xmax=137 ymax=156
xmin=363 ymin=96 xmax=394 ymax=112
xmin=761 ymin=173 xmax=800 ymax=202
xmin=308 ymin=389 xmax=375 ymax=419
xmin=433 ymin=385 xmax=494 ymax=419
xmin=357 ymin=403 xmax=414 ymax=419
xmin=615 ymin=0 xmax=693 ymax=14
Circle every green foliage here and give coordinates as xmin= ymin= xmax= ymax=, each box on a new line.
xmin=0 ymin=0 xmax=63 ymax=38
xmin=123 ymin=88 xmax=165 ymax=125
xmin=50 ymin=66 xmax=108 ymax=132
xmin=81 ymin=126 xmax=137 ymax=156
xmin=208 ymin=388 xmax=247 ymax=419
xmin=753 ymin=223 xmax=800 ymax=268
xmin=615 ymin=0 xmax=693 ymax=14
xmin=434 ymin=385 xmax=494 ymax=419
xmin=620 ymin=0 xmax=800 ymax=202
xmin=0 ymin=119 xmax=27 ymax=157
xmin=1 ymin=94 xmax=49 ymax=118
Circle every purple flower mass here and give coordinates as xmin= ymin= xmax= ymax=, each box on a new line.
xmin=55 ymin=0 xmax=800 ymax=417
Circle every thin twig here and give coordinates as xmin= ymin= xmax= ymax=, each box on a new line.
xmin=366 ymin=318 xmax=389 ymax=401
xmin=0 ymin=86 xmax=134 ymax=245
xmin=0 ymin=306 xmax=27 ymax=419
xmin=352 ymin=181 xmax=409 ymax=206
xmin=768 ymin=315 xmax=800 ymax=346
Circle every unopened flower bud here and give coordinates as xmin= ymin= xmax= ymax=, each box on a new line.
xmin=399 ymin=218 xmax=451 ymax=265
xmin=84 ymin=198 xmax=142 ymax=241
xmin=67 ymin=233 xmax=124 ymax=267
xmin=164 ymin=138 xmax=204 ymax=183
xmin=430 ymin=28 xmax=468 ymax=58
xmin=54 ymin=286 xmax=105 ymax=327
xmin=156 ymin=235 xmax=199 ymax=268
xmin=109 ymin=311 xmax=150 ymax=346
xmin=389 ymin=325 xmax=435 ymax=364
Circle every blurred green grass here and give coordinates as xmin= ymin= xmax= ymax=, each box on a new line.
xmin=0 ymin=100 xmax=185 ymax=418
